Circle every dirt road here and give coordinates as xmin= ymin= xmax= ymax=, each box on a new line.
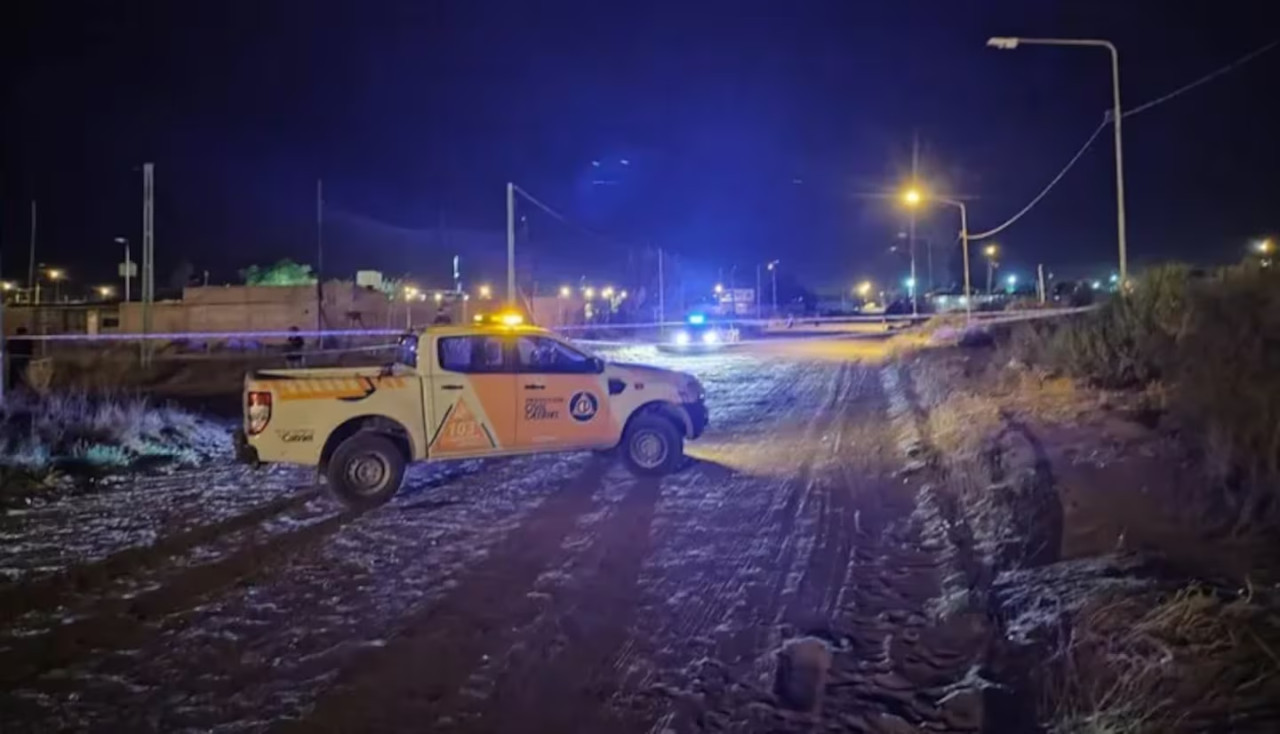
xmin=0 ymin=344 xmax=989 ymax=732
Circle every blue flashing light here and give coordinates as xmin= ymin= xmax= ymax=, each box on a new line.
xmin=687 ymin=313 xmax=707 ymax=325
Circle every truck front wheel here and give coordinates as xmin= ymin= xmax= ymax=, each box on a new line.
xmin=325 ymin=433 xmax=406 ymax=509
xmin=621 ymin=414 xmax=685 ymax=476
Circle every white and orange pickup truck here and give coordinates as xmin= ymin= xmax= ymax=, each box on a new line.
xmin=235 ymin=322 xmax=708 ymax=507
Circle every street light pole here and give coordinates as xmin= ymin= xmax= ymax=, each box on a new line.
xmin=115 ymin=237 xmax=131 ymax=302
xmin=755 ymin=264 xmax=762 ymax=319
xmin=954 ymin=199 xmax=971 ymax=322
xmin=771 ymin=263 xmax=778 ymax=315
xmin=987 ymin=36 xmax=1127 ymax=283
xmin=903 ymin=188 xmax=971 ymax=323
xmin=506 ymin=182 xmax=516 ymax=308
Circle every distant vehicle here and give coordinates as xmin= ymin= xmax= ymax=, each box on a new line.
xmin=235 ymin=315 xmax=708 ymax=507
xmin=658 ymin=313 xmax=739 ymax=354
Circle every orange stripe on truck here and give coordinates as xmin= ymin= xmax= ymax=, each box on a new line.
xmin=270 ymin=376 xmax=408 ymax=402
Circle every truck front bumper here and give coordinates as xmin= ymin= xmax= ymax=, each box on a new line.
xmin=684 ymin=400 xmax=709 ymax=439
xmin=232 ymin=429 xmax=261 ymax=467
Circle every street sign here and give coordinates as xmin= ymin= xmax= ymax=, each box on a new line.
xmin=118 ymin=261 xmax=138 ymax=277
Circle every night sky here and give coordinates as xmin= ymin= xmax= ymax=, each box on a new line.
xmin=3 ymin=1 xmax=1278 ymax=293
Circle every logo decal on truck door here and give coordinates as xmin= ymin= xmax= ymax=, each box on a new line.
xmin=431 ymin=399 xmax=496 ymax=452
xmin=569 ymin=391 xmax=599 ymax=422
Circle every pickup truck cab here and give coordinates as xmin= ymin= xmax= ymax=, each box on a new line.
xmin=237 ymin=323 xmax=708 ymax=507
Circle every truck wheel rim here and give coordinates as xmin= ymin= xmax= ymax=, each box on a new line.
xmin=631 ymin=430 xmax=668 ymax=469
xmin=347 ymin=452 xmax=391 ymax=495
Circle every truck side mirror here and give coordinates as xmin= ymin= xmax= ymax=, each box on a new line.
xmin=589 ymin=357 xmax=605 ymax=374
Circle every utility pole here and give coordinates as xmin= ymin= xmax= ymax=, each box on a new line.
xmin=771 ymin=264 xmax=778 ymax=315
xmin=909 ymin=133 xmax=920 ymax=317
xmin=141 ymin=163 xmax=155 ymax=366
xmin=1037 ymin=264 xmax=1047 ymax=304
xmin=27 ymin=201 xmax=36 ymax=300
xmin=115 ymin=238 xmax=133 ymax=301
xmin=728 ymin=265 xmax=737 ymax=320
xmin=316 ymin=178 xmax=324 ymax=337
xmin=657 ymin=247 xmax=665 ymax=331
xmin=506 ymin=182 xmax=516 ymax=307
xmin=755 ymin=264 xmax=762 ymax=319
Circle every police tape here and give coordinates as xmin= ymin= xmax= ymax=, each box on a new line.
xmin=3 ymin=328 xmax=404 ymax=342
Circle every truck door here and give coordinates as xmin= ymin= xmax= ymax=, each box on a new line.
xmin=513 ymin=335 xmax=615 ymax=450
xmin=427 ymin=333 xmax=517 ymax=457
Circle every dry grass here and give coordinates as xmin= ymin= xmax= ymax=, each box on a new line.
xmin=926 ymin=391 xmax=1003 ymax=461
xmin=1045 ymin=583 xmax=1280 ymax=734
xmin=0 ymin=392 xmax=226 ymax=481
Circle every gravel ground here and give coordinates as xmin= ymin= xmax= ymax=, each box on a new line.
xmin=0 ymin=339 xmax=990 ymax=733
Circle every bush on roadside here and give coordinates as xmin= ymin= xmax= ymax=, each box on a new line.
xmin=1002 ymin=262 xmax=1280 ymax=525
xmin=1050 ymin=264 xmax=1191 ymax=388
xmin=1044 ymin=583 xmax=1280 ymax=734
xmin=0 ymin=392 xmax=226 ymax=482
xmin=1172 ymin=266 xmax=1280 ymax=521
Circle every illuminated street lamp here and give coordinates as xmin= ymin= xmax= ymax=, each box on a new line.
xmin=601 ymin=286 xmax=615 ymax=298
xmin=856 ymin=281 xmax=873 ymax=298
xmin=988 ymin=35 xmax=1127 ymax=284
xmin=45 ymin=268 xmax=66 ymax=303
xmin=583 ymin=286 xmax=596 ymax=299
xmin=433 ymin=291 xmax=444 ymax=303
xmin=713 ymin=283 xmax=724 ymax=295
xmin=478 ymin=284 xmax=492 ymax=299
xmin=96 ymin=285 xmax=116 ymax=299
xmin=558 ymin=285 xmax=572 ymax=298
xmin=983 ymin=243 xmax=999 ymax=294
xmin=1006 ymin=274 xmax=1018 ymax=294
xmin=619 ymin=290 xmax=628 ymax=299
xmin=1255 ymin=239 xmax=1275 ymax=255
xmin=902 ymin=187 xmax=971 ymax=321
xmin=765 ymin=260 xmax=780 ymax=315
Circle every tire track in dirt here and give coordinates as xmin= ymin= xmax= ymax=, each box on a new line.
xmin=0 ymin=487 xmax=320 ymax=628
xmin=0 ymin=496 xmax=354 ymax=687
xmin=286 ymin=459 xmax=613 ymax=733
xmin=447 ymin=476 xmax=665 ymax=734
xmin=1 ymin=456 xmax=597 ymax=732
xmin=589 ymin=361 xmax=867 ymax=730
xmin=664 ymin=361 xmax=848 ymax=673
xmin=800 ymin=361 xmax=989 ymax=733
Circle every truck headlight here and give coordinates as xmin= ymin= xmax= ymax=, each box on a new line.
xmin=674 ymin=330 xmax=691 ymax=346
xmin=701 ymin=330 xmax=719 ymax=344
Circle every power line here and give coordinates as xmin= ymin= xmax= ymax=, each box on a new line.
xmin=1121 ymin=39 xmax=1278 ymax=120
xmin=511 ymin=184 xmax=628 ymax=245
xmin=970 ymin=38 xmax=1278 ymax=241
xmin=970 ymin=121 xmax=1107 ymax=240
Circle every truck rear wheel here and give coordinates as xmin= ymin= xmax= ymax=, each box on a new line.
xmin=325 ymin=433 xmax=406 ymax=509
xmin=621 ymin=414 xmax=684 ymax=476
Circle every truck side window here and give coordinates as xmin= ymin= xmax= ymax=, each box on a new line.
xmin=438 ymin=335 xmax=508 ymax=373
xmin=397 ymin=334 xmax=419 ymax=368
xmin=515 ymin=336 xmax=595 ymax=374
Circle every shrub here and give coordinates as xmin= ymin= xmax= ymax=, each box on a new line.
xmin=1049 ymin=265 xmax=1191 ymax=388
xmin=1172 ymin=266 xmax=1280 ymax=511
xmin=1002 ymin=263 xmax=1280 ymax=524
xmin=0 ymin=392 xmax=225 ymax=483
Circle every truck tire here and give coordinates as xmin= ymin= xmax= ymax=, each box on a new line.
xmin=621 ymin=413 xmax=684 ymax=476
xmin=325 ymin=433 xmax=406 ymax=509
